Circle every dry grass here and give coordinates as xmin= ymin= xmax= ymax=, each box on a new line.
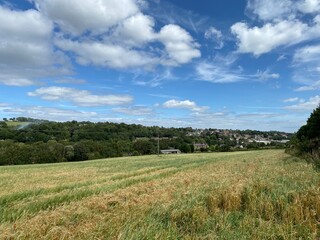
xmin=0 ymin=150 xmax=319 ymax=239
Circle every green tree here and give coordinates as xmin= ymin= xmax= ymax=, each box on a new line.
xmin=289 ymin=105 xmax=320 ymax=169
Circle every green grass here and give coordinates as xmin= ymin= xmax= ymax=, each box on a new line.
xmin=4 ymin=121 xmax=29 ymax=127
xmin=0 ymin=150 xmax=319 ymax=239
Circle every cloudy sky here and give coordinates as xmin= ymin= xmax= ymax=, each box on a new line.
xmin=1 ymin=0 xmax=320 ymax=132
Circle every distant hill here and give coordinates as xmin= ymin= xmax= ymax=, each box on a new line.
xmin=0 ymin=117 xmax=293 ymax=165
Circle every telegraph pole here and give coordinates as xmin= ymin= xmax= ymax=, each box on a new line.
xmin=157 ymin=132 xmax=160 ymax=156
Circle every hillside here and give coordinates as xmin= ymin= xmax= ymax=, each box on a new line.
xmin=0 ymin=119 xmax=292 ymax=165
xmin=0 ymin=150 xmax=319 ymax=239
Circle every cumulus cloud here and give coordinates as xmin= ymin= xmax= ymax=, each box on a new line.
xmin=158 ymin=24 xmax=201 ymax=65
xmin=42 ymin=0 xmax=200 ymax=69
xmin=247 ymin=0 xmax=320 ymax=21
xmin=0 ymin=5 xmax=70 ymax=86
xmin=55 ymin=39 xmax=157 ymax=69
xmin=204 ymin=27 xmax=224 ymax=49
xmin=246 ymin=0 xmax=294 ymax=21
xmin=298 ymin=0 xmax=320 ymax=14
xmin=113 ymin=13 xmax=155 ymax=46
xmin=233 ymin=0 xmax=320 ymax=56
xmin=231 ymin=19 xmax=320 ymax=56
xmin=28 ymin=87 xmax=133 ymax=106
xmin=163 ymin=99 xmax=208 ymax=112
xmin=284 ymin=95 xmax=320 ymax=111
xmin=33 ymin=0 xmax=139 ymax=36
xmin=0 ymin=0 xmax=200 ymax=87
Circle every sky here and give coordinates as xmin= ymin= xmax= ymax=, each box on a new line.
xmin=0 ymin=0 xmax=320 ymax=132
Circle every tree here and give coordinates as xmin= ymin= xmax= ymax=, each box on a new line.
xmin=64 ymin=145 xmax=74 ymax=161
xmin=180 ymin=143 xmax=191 ymax=153
xmin=133 ymin=140 xmax=155 ymax=155
xmin=289 ymin=105 xmax=320 ymax=169
xmin=73 ymin=143 xmax=89 ymax=161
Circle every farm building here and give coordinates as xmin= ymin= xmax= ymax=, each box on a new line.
xmin=160 ymin=149 xmax=181 ymax=154
xmin=193 ymin=143 xmax=209 ymax=151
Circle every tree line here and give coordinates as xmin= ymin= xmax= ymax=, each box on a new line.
xmin=0 ymin=119 xmax=290 ymax=165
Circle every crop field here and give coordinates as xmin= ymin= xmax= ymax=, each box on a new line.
xmin=4 ymin=122 xmax=29 ymax=127
xmin=0 ymin=150 xmax=319 ymax=239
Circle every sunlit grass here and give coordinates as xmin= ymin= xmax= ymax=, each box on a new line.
xmin=0 ymin=150 xmax=319 ymax=239
xmin=3 ymin=121 xmax=29 ymax=127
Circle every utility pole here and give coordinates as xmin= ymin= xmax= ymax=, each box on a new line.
xmin=157 ymin=132 xmax=160 ymax=156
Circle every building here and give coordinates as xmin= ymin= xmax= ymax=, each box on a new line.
xmin=193 ymin=143 xmax=209 ymax=151
xmin=160 ymin=149 xmax=181 ymax=154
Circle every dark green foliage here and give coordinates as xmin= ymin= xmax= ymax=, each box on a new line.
xmin=287 ymin=105 xmax=320 ymax=169
xmin=133 ymin=139 xmax=156 ymax=155
xmin=0 ymin=118 xmax=291 ymax=166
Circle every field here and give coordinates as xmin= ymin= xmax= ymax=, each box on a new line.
xmin=0 ymin=150 xmax=319 ymax=239
xmin=4 ymin=121 xmax=29 ymax=128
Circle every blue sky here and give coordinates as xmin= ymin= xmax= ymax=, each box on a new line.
xmin=0 ymin=0 xmax=320 ymax=132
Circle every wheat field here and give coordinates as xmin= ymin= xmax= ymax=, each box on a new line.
xmin=0 ymin=150 xmax=319 ymax=239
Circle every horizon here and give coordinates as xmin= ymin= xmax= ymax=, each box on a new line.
xmin=1 ymin=0 xmax=320 ymax=132
xmin=2 ymin=116 xmax=295 ymax=133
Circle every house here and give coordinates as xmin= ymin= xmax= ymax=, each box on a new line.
xmin=160 ymin=149 xmax=181 ymax=154
xmin=193 ymin=143 xmax=209 ymax=151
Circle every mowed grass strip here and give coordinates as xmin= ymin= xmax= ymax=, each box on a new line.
xmin=1 ymin=150 xmax=319 ymax=239
xmin=0 ymin=151 xmax=243 ymax=223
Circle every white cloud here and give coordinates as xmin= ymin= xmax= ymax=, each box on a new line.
xmin=55 ymin=39 xmax=157 ymax=69
xmin=113 ymin=13 xmax=155 ymax=46
xmin=0 ymin=6 xmax=52 ymax=44
xmin=133 ymin=69 xmax=176 ymax=87
xmin=235 ymin=0 xmax=320 ymax=59
xmin=158 ymin=24 xmax=201 ymax=65
xmin=28 ymin=87 xmax=133 ymax=106
xmin=54 ymin=23 xmax=200 ymax=69
xmin=4 ymin=105 xmax=97 ymax=121
xmin=298 ymin=0 xmax=320 ymax=14
xmin=54 ymin=78 xmax=86 ymax=84
xmin=0 ymin=77 xmax=37 ymax=87
xmin=0 ymin=103 xmax=10 ymax=108
xmin=231 ymin=19 xmax=320 ymax=56
xmin=0 ymin=0 xmax=200 ymax=87
xmin=33 ymin=0 xmax=139 ymax=36
xmin=113 ymin=106 xmax=153 ymax=116
xmin=246 ymin=0 xmax=320 ymax=21
xmin=0 ymin=6 xmax=71 ymax=86
xmin=294 ymin=44 xmax=320 ymax=63
xmin=196 ymin=60 xmax=280 ymax=83
xmin=295 ymin=81 xmax=320 ymax=91
xmin=283 ymin=97 xmax=300 ymax=103
xmin=204 ymin=27 xmax=224 ymax=49
xmin=284 ymin=95 xmax=320 ymax=111
xmin=196 ymin=62 xmax=245 ymax=83
xmin=163 ymin=99 xmax=208 ymax=112
xmin=38 ymin=0 xmax=200 ymax=69
xmin=246 ymin=0 xmax=294 ymax=21
xmin=292 ymin=44 xmax=320 ymax=88
xmin=255 ymin=69 xmax=280 ymax=81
